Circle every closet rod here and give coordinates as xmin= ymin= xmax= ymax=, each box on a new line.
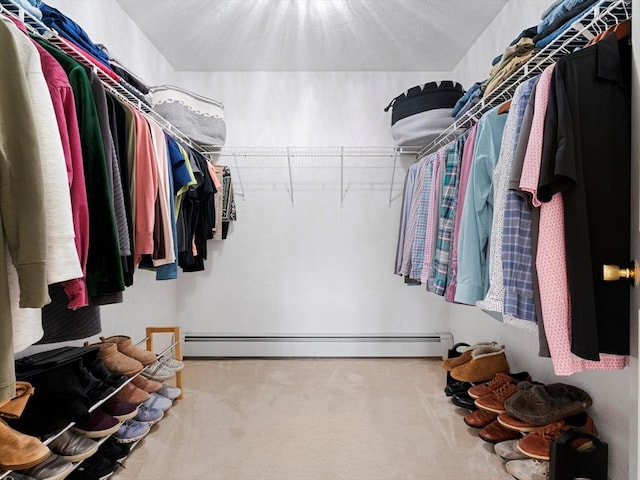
xmin=204 ymin=146 xmax=423 ymax=157
xmin=0 ymin=0 xmax=213 ymax=158
xmin=418 ymin=0 xmax=631 ymax=157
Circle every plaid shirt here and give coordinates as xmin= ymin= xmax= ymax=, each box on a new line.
xmin=409 ymin=156 xmax=435 ymax=281
xmin=429 ymin=139 xmax=464 ymax=295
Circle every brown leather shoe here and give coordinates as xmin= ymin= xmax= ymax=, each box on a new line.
xmin=86 ymin=342 xmax=144 ymax=376
xmin=479 ymin=420 xmax=522 ymax=444
xmin=464 ymin=408 xmax=498 ymax=428
xmin=0 ymin=419 xmax=51 ymax=470
xmin=517 ymin=412 xmax=598 ymax=460
xmin=468 ymin=372 xmax=531 ymax=399
xmin=497 ymin=413 xmax=540 ymax=432
xmin=0 ymin=381 xmax=34 ymax=419
xmin=474 ymin=382 xmax=519 ymax=414
xmin=113 ymin=383 xmax=151 ymax=405
xmin=132 ymin=375 xmax=163 ymax=393
xmin=450 ymin=345 xmax=509 ymax=383
xmin=101 ymin=335 xmax=156 ymax=366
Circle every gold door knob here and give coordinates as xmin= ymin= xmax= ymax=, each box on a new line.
xmin=603 ymin=260 xmax=638 ymax=287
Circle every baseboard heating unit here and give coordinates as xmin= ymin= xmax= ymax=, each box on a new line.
xmin=183 ymin=333 xmax=453 ymax=358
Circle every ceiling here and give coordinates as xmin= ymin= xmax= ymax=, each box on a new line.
xmin=115 ymin=0 xmax=508 ymax=72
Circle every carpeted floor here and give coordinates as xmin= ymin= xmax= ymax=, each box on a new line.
xmin=112 ymin=358 xmax=513 ymax=480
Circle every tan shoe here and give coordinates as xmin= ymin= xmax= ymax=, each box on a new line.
xmin=442 ymin=342 xmax=497 ymax=371
xmin=86 ymin=342 xmax=144 ymax=376
xmin=0 ymin=381 xmax=34 ymax=419
xmin=450 ymin=345 xmax=509 ymax=383
xmin=100 ymin=335 xmax=156 ymax=366
xmin=0 ymin=419 xmax=51 ymax=470
xmin=131 ymin=375 xmax=163 ymax=393
xmin=113 ymin=383 xmax=151 ymax=405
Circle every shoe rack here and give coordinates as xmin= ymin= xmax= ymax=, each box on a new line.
xmin=0 ymin=328 xmax=185 ymax=480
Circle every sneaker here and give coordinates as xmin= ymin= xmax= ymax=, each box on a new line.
xmin=468 ymin=372 xmax=531 ymax=399
xmin=22 ymin=454 xmax=74 ymax=480
xmin=71 ymin=409 xmax=121 ymax=439
xmin=134 ymin=405 xmax=164 ymax=425
xmin=142 ymin=393 xmax=173 ymax=412
xmin=113 ymin=420 xmax=150 ymax=444
xmin=156 ymin=384 xmax=182 ymax=401
xmin=141 ymin=361 xmax=175 ymax=382
xmin=101 ymin=398 xmax=138 ymax=422
xmin=76 ymin=451 xmax=118 ymax=479
xmin=494 ymin=439 xmax=529 ymax=462
xmin=505 ymin=459 xmax=549 ymax=480
xmin=65 ymin=469 xmax=100 ymax=480
xmin=47 ymin=430 xmax=99 ymax=462
xmin=97 ymin=438 xmax=130 ymax=463
xmin=516 ymin=412 xmax=598 ymax=461
xmin=158 ymin=356 xmax=185 ymax=372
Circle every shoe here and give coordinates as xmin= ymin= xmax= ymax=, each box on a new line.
xmin=47 ymin=430 xmax=99 ymax=462
xmin=478 ymin=420 xmax=522 ymax=443
xmin=101 ymin=398 xmax=138 ymax=422
xmin=134 ymin=405 xmax=164 ymax=425
xmin=450 ymin=345 xmax=509 ymax=383
xmin=468 ymin=372 xmax=531 ymax=399
xmin=22 ymin=454 xmax=74 ymax=480
xmin=497 ymin=413 xmax=539 ymax=432
xmin=463 ymin=408 xmax=497 ymax=428
xmin=87 ymin=357 xmax=128 ymax=388
xmin=494 ymin=439 xmax=529 ymax=462
xmin=2 ymin=472 xmax=38 ymax=479
xmin=142 ymin=393 xmax=173 ymax=412
xmin=450 ymin=392 xmax=477 ymax=411
xmin=131 ymin=375 xmax=163 ymax=393
xmin=74 ymin=363 xmax=115 ymax=404
xmin=65 ymin=469 xmax=100 ymax=480
xmin=474 ymin=382 xmax=519 ymax=414
xmin=113 ymin=383 xmax=151 ymax=405
xmin=516 ymin=412 xmax=598 ymax=461
xmin=100 ymin=335 xmax=156 ymax=366
xmin=141 ymin=361 xmax=175 ymax=382
xmin=0 ymin=420 xmax=51 ymax=470
xmin=156 ymin=384 xmax=182 ymax=401
xmin=158 ymin=356 xmax=185 ymax=372
xmin=85 ymin=342 xmax=144 ymax=377
xmin=71 ymin=409 xmax=121 ymax=439
xmin=444 ymin=381 xmax=471 ymax=397
xmin=441 ymin=342 xmax=497 ymax=371
xmin=0 ymin=381 xmax=34 ymax=419
xmin=506 ymin=459 xmax=550 ymax=480
xmin=76 ymin=451 xmax=118 ymax=479
xmin=113 ymin=419 xmax=150 ymax=444
xmin=98 ymin=437 xmax=131 ymax=463
xmin=505 ymin=383 xmax=593 ymax=426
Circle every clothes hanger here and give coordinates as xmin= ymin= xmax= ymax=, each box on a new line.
xmin=497 ymin=99 xmax=511 ymax=115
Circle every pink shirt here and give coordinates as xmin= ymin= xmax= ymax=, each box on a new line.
xmin=520 ymin=64 xmax=627 ymax=375
xmin=445 ymin=124 xmax=478 ymax=302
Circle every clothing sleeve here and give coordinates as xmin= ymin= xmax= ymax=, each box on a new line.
xmin=0 ymin=22 xmax=48 ymax=308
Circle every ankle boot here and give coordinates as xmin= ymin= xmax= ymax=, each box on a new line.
xmin=0 ymin=419 xmax=51 ymax=470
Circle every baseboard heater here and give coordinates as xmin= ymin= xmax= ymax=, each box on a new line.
xmin=183 ymin=333 xmax=453 ymax=358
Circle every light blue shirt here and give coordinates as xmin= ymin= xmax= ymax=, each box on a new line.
xmin=454 ymin=106 xmax=507 ymax=305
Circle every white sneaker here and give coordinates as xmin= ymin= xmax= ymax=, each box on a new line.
xmin=141 ymin=361 xmax=175 ymax=381
xmin=157 ymin=384 xmax=182 ymax=400
xmin=506 ymin=459 xmax=549 ymax=480
xmin=158 ymin=356 xmax=185 ymax=372
xmin=494 ymin=439 xmax=529 ymax=462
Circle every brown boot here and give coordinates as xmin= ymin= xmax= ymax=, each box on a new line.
xmin=450 ymin=345 xmax=509 ymax=383
xmin=0 ymin=419 xmax=51 ymax=470
xmin=85 ymin=342 xmax=144 ymax=376
xmin=0 ymin=382 xmax=34 ymax=419
xmin=100 ymin=335 xmax=156 ymax=366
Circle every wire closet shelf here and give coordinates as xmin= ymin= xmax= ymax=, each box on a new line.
xmin=210 ymin=146 xmax=423 ymax=206
xmin=0 ymin=0 xmax=211 ymax=157
xmin=418 ymin=0 xmax=631 ymax=157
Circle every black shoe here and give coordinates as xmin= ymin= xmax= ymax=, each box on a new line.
xmin=444 ymin=381 xmax=472 ymax=397
xmin=451 ymin=392 xmax=477 ymax=411
xmin=98 ymin=437 xmax=131 ymax=463
xmin=87 ymin=357 xmax=128 ymax=388
xmin=74 ymin=362 xmax=116 ymax=404
xmin=66 ymin=468 xmax=100 ymax=480
xmin=78 ymin=452 xmax=119 ymax=479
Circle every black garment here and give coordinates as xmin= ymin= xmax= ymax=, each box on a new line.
xmin=538 ymin=34 xmax=631 ymax=359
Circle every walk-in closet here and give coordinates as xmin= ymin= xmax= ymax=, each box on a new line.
xmin=0 ymin=1 xmax=637 ymax=479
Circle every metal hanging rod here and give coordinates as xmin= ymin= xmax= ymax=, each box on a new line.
xmin=208 ymin=146 xmax=424 ymax=157
xmin=418 ymin=0 xmax=631 ymax=157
